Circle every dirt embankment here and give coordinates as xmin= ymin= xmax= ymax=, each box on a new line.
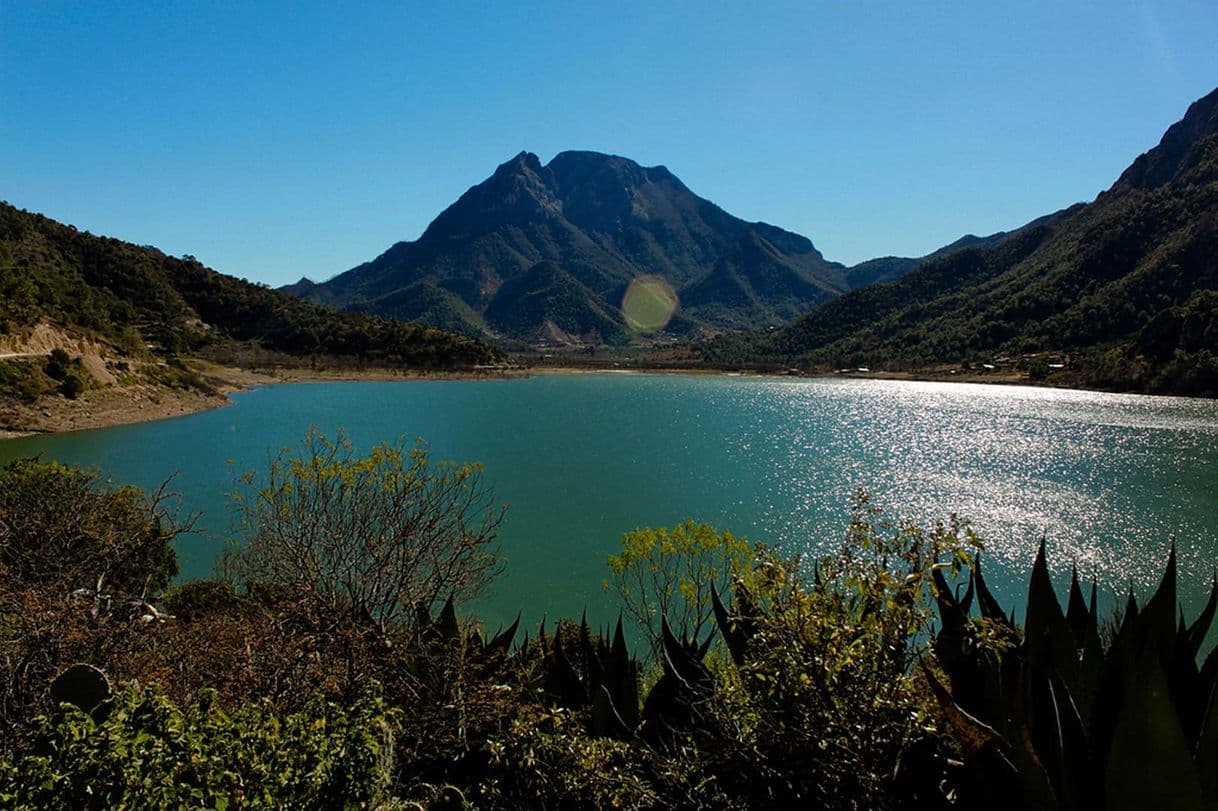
xmin=0 ymin=324 xmax=270 ymax=438
xmin=0 ymin=354 xmax=277 ymax=439
xmin=0 ymin=330 xmax=521 ymax=439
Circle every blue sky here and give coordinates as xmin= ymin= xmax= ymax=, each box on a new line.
xmin=2 ymin=2 xmax=1217 ymax=287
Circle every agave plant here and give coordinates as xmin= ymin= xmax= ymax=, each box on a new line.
xmin=928 ymin=542 xmax=1218 ymax=811
xmin=533 ymin=613 xmax=643 ymax=740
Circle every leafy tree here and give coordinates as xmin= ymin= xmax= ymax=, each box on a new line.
xmin=605 ymin=519 xmax=752 ymax=654
xmin=713 ymin=494 xmax=979 ymax=808
xmin=0 ymin=458 xmax=183 ymax=593
xmin=226 ymin=429 xmax=505 ymax=629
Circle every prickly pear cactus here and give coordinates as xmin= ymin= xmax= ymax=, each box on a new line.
xmin=49 ymin=663 xmax=112 ymax=714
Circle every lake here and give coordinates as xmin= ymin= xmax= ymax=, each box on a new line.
xmin=3 ymin=374 xmax=1217 ymax=631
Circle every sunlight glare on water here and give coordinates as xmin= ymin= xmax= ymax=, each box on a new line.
xmin=1 ymin=374 xmax=1215 ymax=627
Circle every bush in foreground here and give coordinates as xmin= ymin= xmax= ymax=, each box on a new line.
xmin=0 ymin=685 xmax=397 ymax=810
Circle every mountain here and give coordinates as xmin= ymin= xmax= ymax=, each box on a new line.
xmin=0 ymin=201 xmax=502 ymax=369
xmin=842 ymin=232 xmax=1010 ymax=289
xmin=292 ymin=150 xmax=850 ymax=343
xmin=708 ymin=87 xmax=1218 ymax=396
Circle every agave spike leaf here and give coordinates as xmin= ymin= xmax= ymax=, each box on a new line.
xmin=1103 ymin=642 xmax=1205 ymax=811
xmin=697 ymin=629 xmax=716 ymax=659
xmin=612 ymin=615 xmax=628 ymax=661
xmin=1168 ymin=633 xmax=1207 ymax=745
xmin=923 ymin=660 xmax=1053 ymax=809
xmin=642 ymin=620 xmax=714 ymax=750
xmin=1066 ymin=566 xmax=1092 ymax=647
xmin=1195 ymin=680 xmax=1218 ymax=806
xmin=921 ymin=659 xmax=1002 ymax=756
xmin=622 ymin=659 xmax=641 ymax=730
xmin=1199 ymin=645 xmax=1218 ymax=722
xmin=415 ymin=599 xmax=433 ymax=633
xmin=1120 ymin=584 xmax=1140 ymax=637
xmin=436 ymin=594 xmax=459 ymax=643
xmin=1089 ymin=580 xmax=1098 ymax=622
xmin=1048 ymin=670 xmax=1093 ymax=811
xmin=579 ymin=609 xmax=591 ymax=652
xmin=1025 ymin=538 xmax=1079 ymax=692
xmin=1074 ymin=618 xmax=1105 ymax=730
xmin=933 ymin=566 xmax=968 ymax=634
xmin=1062 ymin=568 xmax=1102 ymax=723
xmin=1186 ymin=574 xmax=1218 ymax=660
xmin=961 ymin=571 xmax=976 ymax=615
xmin=592 ymin=682 xmax=635 ymax=740
xmin=544 ymin=633 xmax=588 ymax=709
xmin=973 ymin=554 xmax=1008 ymax=623
xmin=709 ymin=581 xmax=730 ymax=629
xmin=486 ymin=613 xmax=521 ymax=658
xmin=601 ymin=616 xmax=641 ymax=730
xmin=1140 ymin=544 xmax=1180 ymax=664
xmin=711 ymin=582 xmax=752 ymax=666
xmin=1091 ymin=593 xmax=1143 ymax=762
xmin=659 ymin=616 xmax=705 ymax=686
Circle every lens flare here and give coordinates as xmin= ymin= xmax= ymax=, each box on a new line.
xmin=621 ymin=276 xmax=678 ymax=333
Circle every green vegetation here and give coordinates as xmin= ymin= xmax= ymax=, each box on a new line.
xmin=296 ymin=150 xmax=847 ymax=343
xmin=225 ymin=430 xmax=504 ymax=626
xmin=605 ymin=519 xmax=751 ymax=654
xmin=929 ymin=540 xmax=1218 ymax=809
xmin=0 ymin=687 xmax=397 ymax=810
xmin=2 ymin=445 xmax=1216 ymax=808
xmin=0 ymin=201 xmax=504 ymax=371
xmin=484 ymin=261 xmax=629 ymax=344
xmin=0 ymin=357 xmax=57 ymax=404
xmin=704 ymin=88 xmax=1218 ymax=396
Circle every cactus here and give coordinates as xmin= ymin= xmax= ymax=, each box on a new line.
xmin=638 ymin=618 xmax=716 ymax=750
xmin=49 ymin=663 xmax=112 ymax=716
xmin=928 ymin=541 xmax=1218 ymax=810
xmin=536 ymin=613 xmax=643 ymax=740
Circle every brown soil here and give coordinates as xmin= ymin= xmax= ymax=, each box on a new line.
xmin=0 ymin=360 xmax=525 ymax=439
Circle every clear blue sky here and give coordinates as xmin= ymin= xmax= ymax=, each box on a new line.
xmin=3 ymin=2 xmax=1217 ymax=287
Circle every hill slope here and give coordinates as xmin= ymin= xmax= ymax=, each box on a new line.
xmin=0 ymin=202 xmax=502 ymax=370
xmin=708 ymin=88 xmax=1218 ymax=396
xmin=293 ymin=150 xmax=850 ymax=342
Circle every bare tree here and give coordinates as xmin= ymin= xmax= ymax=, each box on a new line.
xmin=227 ymin=429 xmax=504 ymax=630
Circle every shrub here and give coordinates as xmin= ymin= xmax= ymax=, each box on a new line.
xmin=929 ymin=542 xmax=1218 ymax=810
xmin=0 ymin=684 xmax=399 ymax=809
xmin=700 ymin=493 xmax=977 ymax=808
xmin=43 ymin=348 xmax=71 ymax=381
xmin=605 ymin=519 xmax=752 ymax=655
xmin=226 ymin=429 xmax=504 ymax=629
xmin=57 ymin=372 xmax=85 ymax=399
xmin=0 ymin=458 xmax=183 ymax=592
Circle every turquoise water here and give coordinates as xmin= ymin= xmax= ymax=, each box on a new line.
xmin=3 ymin=374 xmax=1217 ymax=629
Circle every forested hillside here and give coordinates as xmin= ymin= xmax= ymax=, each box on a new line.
xmin=0 ymin=201 xmax=502 ymax=368
xmin=706 ymin=88 xmax=1218 ymax=396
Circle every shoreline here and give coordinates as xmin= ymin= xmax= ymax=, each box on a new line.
xmin=1 ymin=359 xmax=1200 ymax=441
xmin=0 ymin=361 xmax=528 ymax=440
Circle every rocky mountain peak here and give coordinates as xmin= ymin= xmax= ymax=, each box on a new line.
xmin=1116 ymin=85 xmax=1218 ymax=190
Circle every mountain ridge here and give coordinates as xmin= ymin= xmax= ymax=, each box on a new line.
xmin=706 ymin=87 xmax=1218 ymax=395
xmin=0 ymin=201 xmax=503 ymax=371
xmin=292 ymin=150 xmax=854 ymax=342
